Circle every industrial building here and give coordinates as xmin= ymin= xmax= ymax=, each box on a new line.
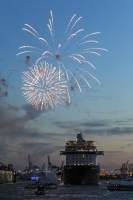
xmin=0 ymin=162 xmax=16 ymax=184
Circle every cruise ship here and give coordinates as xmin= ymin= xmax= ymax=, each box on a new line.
xmin=60 ymin=132 xmax=104 ymax=185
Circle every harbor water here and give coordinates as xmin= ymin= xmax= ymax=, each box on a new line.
xmin=1 ymin=180 xmax=133 ymax=200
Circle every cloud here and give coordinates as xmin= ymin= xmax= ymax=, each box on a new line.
xmin=21 ymin=104 xmax=45 ymax=121
xmin=0 ymin=103 xmax=64 ymax=169
xmin=20 ymin=142 xmax=62 ymax=156
xmin=77 ymin=118 xmax=133 ymax=136
xmin=1 ymin=99 xmax=133 ymax=171
xmin=106 ymin=127 xmax=133 ymax=135
xmin=21 ymin=103 xmax=54 ymax=122
xmin=119 ymin=143 xmax=133 ymax=149
xmin=80 ymin=121 xmax=106 ymax=127
xmin=104 ymin=151 xmax=124 ymax=155
xmin=52 ymin=118 xmax=133 ymax=137
xmin=8 ymin=104 xmax=19 ymax=111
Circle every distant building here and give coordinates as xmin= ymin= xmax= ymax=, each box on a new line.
xmin=0 ymin=162 xmax=16 ymax=184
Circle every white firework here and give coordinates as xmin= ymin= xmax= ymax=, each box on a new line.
xmin=17 ymin=11 xmax=107 ymax=93
xmin=22 ymin=61 xmax=68 ymax=110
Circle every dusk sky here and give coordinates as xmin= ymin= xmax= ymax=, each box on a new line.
xmin=0 ymin=0 xmax=133 ymax=173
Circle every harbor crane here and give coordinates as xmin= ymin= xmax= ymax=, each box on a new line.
xmin=47 ymin=155 xmax=58 ymax=171
xmin=27 ymin=155 xmax=38 ymax=171
xmin=116 ymin=160 xmax=129 ymax=175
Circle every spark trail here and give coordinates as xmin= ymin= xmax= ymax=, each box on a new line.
xmin=17 ymin=11 xmax=107 ymax=95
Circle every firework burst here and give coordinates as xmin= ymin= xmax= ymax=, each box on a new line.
xmin=17 ymin=11 xmax=107 ymax=93
xmin=22 ymin=61 xmax=68 ymax=110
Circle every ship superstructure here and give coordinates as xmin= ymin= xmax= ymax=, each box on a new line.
xmin=60 ymin=132 xmax=104 ymax=184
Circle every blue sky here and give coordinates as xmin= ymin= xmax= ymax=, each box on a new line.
xmin=0 ymin=0 xmax=133 ymax=173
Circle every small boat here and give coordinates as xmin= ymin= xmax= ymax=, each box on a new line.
xmin=35 ymin=185 xmax=45 ymax=195
xmin=43 ymin=182 xmax=57 ymax=189
xmin=125 ymin=175 xmax=132 ymax=181
xmin=67 ymin=183 xmax=71 ymax=187
xmin=107 ymin=183 xmax=133 ymax=191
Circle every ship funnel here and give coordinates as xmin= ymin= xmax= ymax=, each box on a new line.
xmin=77 ymin=132 xmax=85 ymax=142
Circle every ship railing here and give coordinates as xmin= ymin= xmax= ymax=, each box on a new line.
xmin=65 ymin=149 xmax=97 ymax=152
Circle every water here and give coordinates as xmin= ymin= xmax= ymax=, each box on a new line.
xmin=1 ymin=180 xmax=133 ymax=200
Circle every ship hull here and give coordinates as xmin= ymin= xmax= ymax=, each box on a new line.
xmin=63 ymin=165 xmax=100 ymax=185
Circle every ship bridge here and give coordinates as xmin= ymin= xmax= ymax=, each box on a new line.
xmin=65 ymin=140 xmax=97 ymax=151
